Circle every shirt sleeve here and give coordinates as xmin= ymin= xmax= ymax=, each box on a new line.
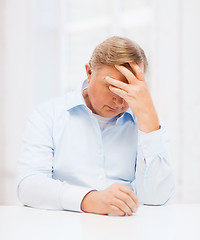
xmin=131 ymin=123 xmax=176 ymax=205
xmin=17 ymin=103 xmax=94 ymax=212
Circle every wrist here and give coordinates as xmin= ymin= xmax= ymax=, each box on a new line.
xmin=81 ymin=190 xmax=98 ymax=213
xmin=139 ymin=123 xmax=160 ymax=133
xmin=137 ymin=113 xmax=160 ymax=133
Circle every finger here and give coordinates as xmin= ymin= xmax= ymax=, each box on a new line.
xmin=118 ymin=185 xmax=139 ymax=208
xmin=109 ymin=205 xmax=125 ymax=216
xmin=114 ymin=191 xmax=137 ymax=213
xmin=129 ymin=62 xmax=145 ymax=81
xmin=109 ymin=86 xmax=129 ymax=101
xmin=115 ymin=65 xmax=137 ymax=85
xmin=106 ymin=77 xmax=129 ymax=92
xmin=111 ymin=197 xmax=133 ymax=216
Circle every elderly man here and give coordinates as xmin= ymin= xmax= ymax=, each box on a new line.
xmin=17 ymin=36 xmax=175 ymax=216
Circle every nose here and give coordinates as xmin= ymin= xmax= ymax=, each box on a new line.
xmin=112 ymin=96 xmax=124 ymax=107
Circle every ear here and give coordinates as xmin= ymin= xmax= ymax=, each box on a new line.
xmin=85 ymin=63 xmax=92 ymax=83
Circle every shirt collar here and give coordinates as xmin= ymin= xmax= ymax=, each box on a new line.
xmin=125 ymin=108 xmax=136 ymax=122
xmin=64 ymin=81 xmax=87 ymax=111
xmin=65 ymin=80 xmax=136 ymax=122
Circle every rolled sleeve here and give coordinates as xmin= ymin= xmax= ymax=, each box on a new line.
xmin=138 ymin=124 xmax=168 ymax=156
xmin=135 ymin=123 xmax=175 ymax=205
xmin=137 ymin=124 xmax=169 ymax=167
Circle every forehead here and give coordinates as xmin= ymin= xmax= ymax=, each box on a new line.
xmin=94 ymin=65 xmax=128 ymax=84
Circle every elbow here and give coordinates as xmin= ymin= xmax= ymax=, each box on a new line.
xmin=139 ymin=182 xmax=176 ymax=206
xmin=17 ymin=176 xmax=39 ymax=208
xmin=17 ymin=180 xmax=29 ymax=206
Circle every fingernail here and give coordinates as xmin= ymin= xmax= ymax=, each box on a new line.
xmin=133 ymin=208 xmax=137 ymax=213
xmin=133 ymin=205 xmax=139 ymax=212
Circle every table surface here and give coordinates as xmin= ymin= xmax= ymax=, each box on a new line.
xmin=0 ymin=204 xmax=200 ymax=240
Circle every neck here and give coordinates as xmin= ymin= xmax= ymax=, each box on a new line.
xmin=82 ymin=89 xmax=96 ymax=114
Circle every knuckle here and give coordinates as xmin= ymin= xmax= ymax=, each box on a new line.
xmin=127 ymin=189 xmax=135 ymax=198
xmin=108 ymin=206 xmax=119 ymax=216
xmin=109 ymin=188 xmax=115 ymax=195
xmin=127 ymin=188 xmax=132 ymax=194
xmin=117 ymin=201 xmax=124 ymax=209
xmin=119 ymin=202 xmax=129 ymax=213
xmin=123 ymin=195 xmax=130 ymax=202
xmin=113 ymin=182 xmax=119 ymax=188
xmin=114 ymin=208 xmax=125 ymax=216
xmin=106 ymin=187 xmax=113 ymax=194
xmin=107 ymin=196 xmax=115 ymax=205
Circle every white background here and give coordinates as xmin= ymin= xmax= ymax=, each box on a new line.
xmin=0 ymin=0 xmax=200 ymax=205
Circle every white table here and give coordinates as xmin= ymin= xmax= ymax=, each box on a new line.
xmin=0 ymin=204 xmax=199 ymax=240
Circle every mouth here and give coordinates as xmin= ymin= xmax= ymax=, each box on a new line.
xmin=107 ymin=106 xmax=121 ymax=112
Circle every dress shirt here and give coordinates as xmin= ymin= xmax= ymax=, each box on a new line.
xmin=17 ymin=82 xmax=175 ymax=212
xmin=93 ymin=113 xmax=120 ymax=131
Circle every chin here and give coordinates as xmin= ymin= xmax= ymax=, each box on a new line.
xmin=102 ymin=111 xmax=122 ymax=118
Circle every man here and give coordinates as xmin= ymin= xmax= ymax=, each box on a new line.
xmin=17 ymin=36 xmax=175 ymax=216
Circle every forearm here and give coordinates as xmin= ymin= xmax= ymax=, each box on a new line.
xmin=133 ymin=125 xmax=175 ymax=205
xmin=135 ymin=155 xmax=175 ymax=205
xmin=17 ymin=174 xmax=93 ymax=212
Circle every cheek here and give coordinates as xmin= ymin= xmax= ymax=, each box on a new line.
xmin=100 ymin=89 xmax=113 ymax=104
xmin=95 ymin=93 xmax=112 ymax=107
xmin=92 ymin=86 xmax=112 ymax=103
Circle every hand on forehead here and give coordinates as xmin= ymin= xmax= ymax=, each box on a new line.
xmin=114 ymin=62 xmax=145 ymax=84
xmin=103 ymin=62 xmax=144 ymax=82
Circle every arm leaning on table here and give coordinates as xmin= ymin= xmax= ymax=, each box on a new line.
xmin=17 ymin=100 xmax=94 ymax=212
xmin=132 ymin=124 xmax=176 ymax=206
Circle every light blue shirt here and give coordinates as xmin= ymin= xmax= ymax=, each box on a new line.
xmin=17 ymin=83 xmax=175 ymax=212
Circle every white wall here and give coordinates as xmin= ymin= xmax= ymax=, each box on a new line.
xmin=181 ymin=0 xmax=200 ymax=203
xmin=0 ymin=0 xmax=6 ymax=204
xmin=0 ymin=0 xmax=200 ymax=205
xmin=151 ymin=0 xmax=182 ymax=203
xmin=0 ymin=0 xmax=34 ymax=204
xmin=151 ymin=0 xmax=200 ymax=204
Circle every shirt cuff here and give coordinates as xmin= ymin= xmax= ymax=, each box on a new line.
xmin=137 ymin=124 xmax=169 ymax=159
xmin=59 ymin=183 xmax=95 ymax=212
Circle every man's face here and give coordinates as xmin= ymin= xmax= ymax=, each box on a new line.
xmin=84 ymin=64 xmax=129 ymax=117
